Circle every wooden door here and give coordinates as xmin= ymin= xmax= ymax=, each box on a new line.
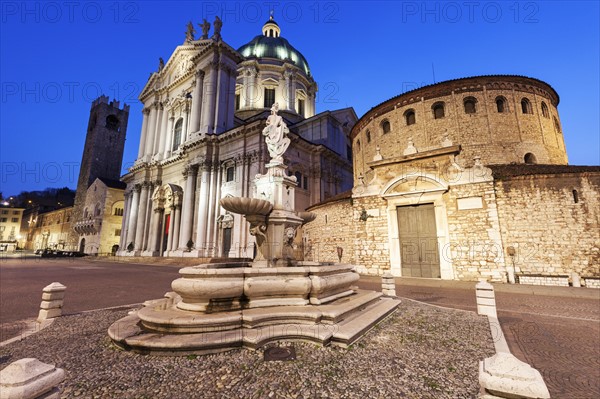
xmin=397 ymin=204 xmax=440 ymax=278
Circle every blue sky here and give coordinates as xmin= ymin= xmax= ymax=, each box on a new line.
xmin=1 ymin=0 xmax=599 ymax=196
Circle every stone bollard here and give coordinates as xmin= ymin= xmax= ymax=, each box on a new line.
xmin=479 ymin=352 xmax=550 ymax=398
xmin=476 ymin=281 xmax=497 ymax=318
xmin=571 ymin=272 xmax=581 ymax=288
xmin=0 ymin=358 xmax=65 ymax=399
xmin=37 ymin=282 xmax=66 ymax=322
xmin=381 ymin=273 xmax=396 ymax=297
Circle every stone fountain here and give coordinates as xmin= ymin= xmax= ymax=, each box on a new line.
xmin=109 ymin=103 xmax=400 ymax=355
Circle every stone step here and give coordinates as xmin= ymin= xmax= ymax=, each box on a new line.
xmin=319 ymin=290 xmax=383 ymax=324
xmin=331 ymin=297 xmax=400 ymax=347
xmin=242 ymin=323 xmax=335 ymax=349
xmin=242 ymin=306 xmax=322 ymax=328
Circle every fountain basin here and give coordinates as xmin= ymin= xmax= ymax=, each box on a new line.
xmin=220 ymin=197 xmax=273 ymax=216
xmin=172 ymin=264 xmax=247 ymax=312
xmin=298 ymin=211 xmax=317 ymax=225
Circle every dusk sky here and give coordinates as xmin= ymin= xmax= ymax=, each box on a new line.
xmin=1 ymin=1 xmax=598 ymax=197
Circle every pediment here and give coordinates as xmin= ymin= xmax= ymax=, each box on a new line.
xmin=383 ymin=176 xmax=447 ymax=196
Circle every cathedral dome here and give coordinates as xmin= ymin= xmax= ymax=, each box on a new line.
xmin=237 ymin=16 xmax=311 ymax=76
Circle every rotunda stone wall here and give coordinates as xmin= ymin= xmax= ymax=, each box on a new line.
xmin=351 ymin=76 xmax=568 ymax=185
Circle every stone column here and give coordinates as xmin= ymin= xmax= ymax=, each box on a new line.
xmin=195 ymin=163 xmax=211 ymax=255
xmin=209 ymin=162 xmax=223 ymax=254
xmin=226 ymin=66 xmax=237 ymax=129
xmin=141 ymin=182 xmax=156 ymax=250
xmin=163 ymin=113 xmax=175 ymax=158
xmin=182 ymin=102 xmax=190 ymax=142
xmin=148 ymin=206 xmax=164 ymax=254
xmin=134 ymin=182 xmax=150 ymax=251
xmin=171 ymin=205 xmax=182 ymax=252
xmin=151 ymin=103 xmax=164 ymax=156
xmin=157 ymin=103 xmax=169 ymax=158
xmin=178 ymin=165 xmax=199 ymax=249
xmin=214 ymin=63 xmax=228 ymax=134
xmin=125 ymin=184 xmax=141 ymax=249
xmin=166 ymin=205 xmax=176 ymax=252
xmin=144 ymin=104 xmax=158 ymax=158
xmin=189 ymin=70 xmax=205 ymax=134
xmin=119 ymin=191 xmax=131 ymax=250
xmin=201 ymin=61 xmax=218 ymax=134
xmin=137 ymin=108 xmax=150 ymax=159
xmin=242 ymin=69 xmax=250 ymax=108
xmin=205 ymin=164 xmax=219 ymax=255
xmin=284 ymin=70 xmax=294 ymax=111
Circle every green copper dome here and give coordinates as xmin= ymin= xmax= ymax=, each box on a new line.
xmin=238 ymin=19 xmax=311 ymax=76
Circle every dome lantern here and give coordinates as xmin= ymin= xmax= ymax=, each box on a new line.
xmin=262 ymin=13 xmax=281 ymax=38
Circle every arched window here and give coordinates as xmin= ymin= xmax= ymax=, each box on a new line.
xmin=381 ymin=120 xmax=391 ymax=134
xmin=172 ymin=118 xmax=183 ymax=151
xmin=553 ymin=116 xmax=561 ymax=133
xmin=366 ymin=130 xmax=371 ymax=143
xmin=495 ymin=96 xmax=507 ymax=113
xmin=95 ymin=203 xmax=102 ymax=217
xmin=432 ymin=102 xmax=445 ymax=119
xmin=404 ymin=109 xmax=416 ymax=125
xmin=524 ymin=153 xmax=537 ymax=164
xmin=541 ymin=102 xmax=549 ymax=118
xmin=463 ymin=97 xmax=477 ymax=114
xmin=106 ymin=115 xmax=120 ymax=131
xmin=83 ymin=208 xmax=88 ymax=219
xmin=226 ymin=166 xmax=235 ymax=182
xmin=521 ymin=98 xmax=532 ymax=114
xmin=356 ymin=139 xmax=361 ymax=150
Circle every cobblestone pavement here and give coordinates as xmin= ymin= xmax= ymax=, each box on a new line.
xmin=358 ymin=277 xmax=600 ymax=399
xmin=2 ymin=257 xmax=598 ymax=397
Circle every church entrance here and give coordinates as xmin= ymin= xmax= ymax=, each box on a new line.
xmin=397 ymin=204 xmax=440 ymax=278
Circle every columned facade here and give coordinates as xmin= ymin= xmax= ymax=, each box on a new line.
xmin=117 ymin=18 xmax=356 ymax=258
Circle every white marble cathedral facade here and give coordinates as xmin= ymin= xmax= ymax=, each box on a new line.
xmin=117 ymin=17 xmax=356 ymax=258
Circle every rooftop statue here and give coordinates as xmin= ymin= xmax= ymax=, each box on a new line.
xmin=213 ymin=16 xmax=222 ymax=40
xmin=185 ymin=21 xmax=196 ymax=42
xmin=262 ymin=102 xmax=290 ymax=163
xmin=199 ymin=19 xmax=210 ymax=39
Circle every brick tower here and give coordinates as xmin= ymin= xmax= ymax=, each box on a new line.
xmin=71 ymin=95 xmax=129 ymax=247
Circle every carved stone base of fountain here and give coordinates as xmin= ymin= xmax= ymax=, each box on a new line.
xmin=108 ymin=262 xmax=400 ymax=355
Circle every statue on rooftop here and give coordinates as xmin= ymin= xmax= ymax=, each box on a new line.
xmin=199 ymin=19 xmax=210 ymax=39
xmin=262 ymin=103 xmax=290 ymax=163
xmin=213 ymin=16 xmax=222 ymax=40
xmin=185 ymin=21 xmax=195 ymax=42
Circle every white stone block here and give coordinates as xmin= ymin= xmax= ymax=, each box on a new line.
xmin=41 ymin=292 xmax=65 ymax=301
xmin=476 ymin=297 xmax=496 ymax=307
xmin=37 ymin=308 xmax=62 ymax=321
xmin=41 ymin=282 xmax=66 ymax=293
xmin=477 ymin=305 xmax=497 ymax=318
xmin=0 ymin=358 xmax=65 ymax=399
xmin=479 ymin=352 xmax=550 ymax=399
xmin=39 ymin=300 xmax=63 ymax=310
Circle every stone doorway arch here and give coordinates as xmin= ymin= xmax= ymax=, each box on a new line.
xmin=151 ymin=183 xmax=183 ymax=256
xmin=381 ymin=174 xmax=452 ymax=279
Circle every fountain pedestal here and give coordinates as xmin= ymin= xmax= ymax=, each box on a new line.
xmin=108 ymin=103 xmax=400 ymax=355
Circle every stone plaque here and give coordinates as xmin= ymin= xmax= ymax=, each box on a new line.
xmin=457 ymin=196 xmax=483 ymax=210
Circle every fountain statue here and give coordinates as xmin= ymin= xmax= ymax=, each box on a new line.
xmin=108 ymin=106 xmax=400 ymax=355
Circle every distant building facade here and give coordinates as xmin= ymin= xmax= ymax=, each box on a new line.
xmin=72 ymin=177 xmax=126 ymax=255
xmin=24 ymin=96 xmax=129 ymax=254
xmin=305 ymin=76 xmax=600 ymax=285
xmin=118 ymin=17 xmax=356 ymax=258
xmin=0 ymin=206 xmax=24 ymax=252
